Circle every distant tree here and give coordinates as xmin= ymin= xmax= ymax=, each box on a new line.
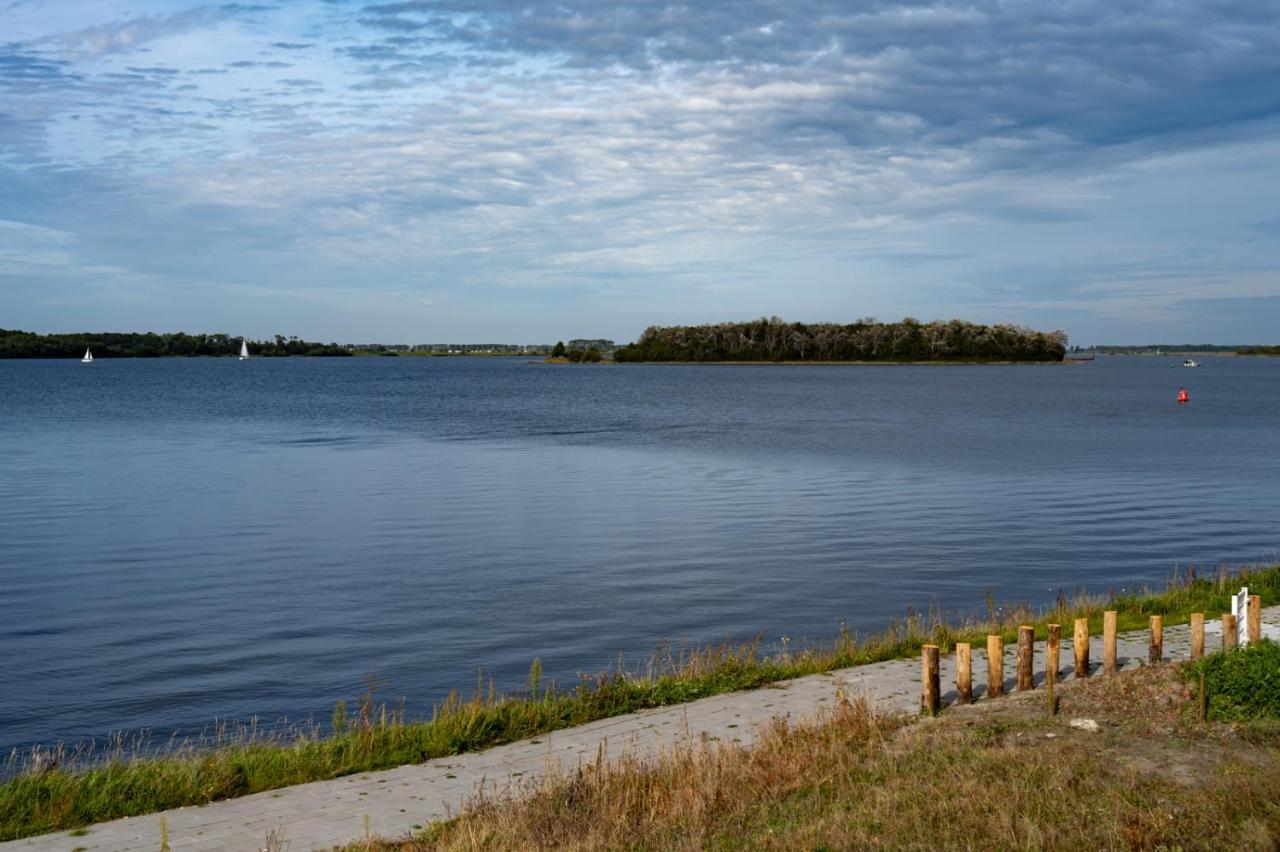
xmin=0 ymin=329 xmax=352 ymax=358
xmin=583 ymin=347 xmax=602 ymax=363
xmin=552 ymin=341 xmax=566 ymax=358
xmin=610 ymin=318 xmax=1067 ymax=363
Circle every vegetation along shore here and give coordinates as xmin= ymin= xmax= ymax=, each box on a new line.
xmin=0 ymin=329 xmax=351 ymax=358
xmin=0 ymin=331 xmax=609 ymax=359
xmin=612 ymin=317 xmax=1068 ymax=363
xmin=368 ymin=644 xmax=1280 ymax=851
xmin=2 ymin=563 xmax=1277 ymax=841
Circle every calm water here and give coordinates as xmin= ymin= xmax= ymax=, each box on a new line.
xmin=1 ymin=355 xmax=1278 ymax=752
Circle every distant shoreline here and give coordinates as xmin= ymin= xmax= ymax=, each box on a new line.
xmin=543 ymin=358 xmax=1074 ymax=366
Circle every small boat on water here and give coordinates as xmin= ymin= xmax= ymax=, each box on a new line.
xmin=81 ymin=348 xmax=93 ymax=364
xmin=1183 ymin=359 xmax=1199 ymax=368
xmin=239 ymin=339 xmax=250 ymax=361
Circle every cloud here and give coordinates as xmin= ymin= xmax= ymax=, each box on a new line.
xmin=0 ymin=217 xmax=128 ymax=278
xmin=227 ymin=60 xmax=294 ymax=68
xmin=352 ymin=0 xmax=1280 ymax=156
xmin=3 ymin=0 xmax=1280 ymax=342
xmin=0 ymin=45 xmax=78 ymax=91
xmin=40 ymin=7 xmax=250 ymax=58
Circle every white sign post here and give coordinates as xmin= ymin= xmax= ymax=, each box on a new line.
xmin=1233 ymin=586 xmax=1250 ymax=647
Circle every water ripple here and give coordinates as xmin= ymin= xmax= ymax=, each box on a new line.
xmin=0 ymin=355 xmax=1277 ymax=752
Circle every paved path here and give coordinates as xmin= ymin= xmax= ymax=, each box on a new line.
xmin=8 ymin=610 xmax=1278 ymax=852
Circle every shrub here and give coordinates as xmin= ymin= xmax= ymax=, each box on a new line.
xmin=1188 ymin=640 xmax=1280 ymax=721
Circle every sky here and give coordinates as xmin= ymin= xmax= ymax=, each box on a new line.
xmin=2 ymin=1 xmax=1280 ymax=345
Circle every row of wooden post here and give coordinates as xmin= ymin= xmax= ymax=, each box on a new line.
xmin=921 ymin=595 xmax=1263 ymax=715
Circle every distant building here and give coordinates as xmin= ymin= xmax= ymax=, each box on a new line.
xmin=407 ymin=343 xmax=554 ymax=355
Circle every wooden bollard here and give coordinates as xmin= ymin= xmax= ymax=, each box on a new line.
xmin=955 ymin=643 xmax=973 ymax=705
xmin=1190 ymin=613 xmax=1205 ymax=660
xmin=1149 ymin=615 xmax=1163 ymax=664
xmin=1016 ymin=626 xmax=1034 ymax=691
xmin=1249 ymin=595 xmax=1262 ymax=644
xmin=922 ymin=645 xmax=940 ymax=716
xmin=1103 ymin=610 xmax=1117 ymax=675
xmin=1223 ymin=613 xmax=1238 ymax=650
xmin=987 ymin=635 xmax=1004 ymax=698
xmin=1047 ymin=622 xmax=1060 ymax=717
xmin=1074 ymin=618 xmax=1090 ymax=679
xmin=1047 ymin=623 xmax=1061 ymax=683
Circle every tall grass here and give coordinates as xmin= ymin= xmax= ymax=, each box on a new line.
xmin=3 ymin=563 xmax=1277 ymax=841
xmin=388 ymin=667 xmax=1280 ymax=851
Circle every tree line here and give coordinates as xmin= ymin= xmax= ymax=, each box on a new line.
xmin=1094 ymin=344 xmax=1238 ymax=354
xmin=0 ymin=330 xmax=352 ymax=358
xmin=550 ymin=341 xmax=603 ymax=362
xmin=612 ymin=317 xmax=1068 ymax=363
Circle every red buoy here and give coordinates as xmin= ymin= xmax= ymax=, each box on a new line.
xmin=1177 ymin=387 xmax=1189 ymax=404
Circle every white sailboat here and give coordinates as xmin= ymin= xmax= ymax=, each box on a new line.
xmin=81 ymin=347 xmax=93 ymax=363
xmin=239 ymin=339 xmax=250 ymax=361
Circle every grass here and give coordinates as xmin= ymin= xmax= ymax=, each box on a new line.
xmin=1189 ymin=640 xmax=1280 ymax=721
xmin=2 ymin=563 xmax=1277 ymax=841
xmin=368 ymin=663 xmax=1280 ymax=851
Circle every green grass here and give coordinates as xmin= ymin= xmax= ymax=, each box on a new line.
xmin=1189 ymin=639 xmax=1280 ymax=721
xmin=2 ymin=563 xmax=1277 ymax=841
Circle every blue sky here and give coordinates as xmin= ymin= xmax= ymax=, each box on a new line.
xmin=2 ymin=0 xmax=1279 ymax=344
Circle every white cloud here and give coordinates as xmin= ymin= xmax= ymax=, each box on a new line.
xmin=2 ymin=1 xmax=1280 ymax=341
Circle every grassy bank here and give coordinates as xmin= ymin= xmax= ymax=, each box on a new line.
xmin=378 ymin=653 xmax=1280 ymax=850
xmin=3 ymin=564 xmax=1277 ymax=840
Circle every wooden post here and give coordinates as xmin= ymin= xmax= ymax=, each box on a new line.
xmin=1149 ymin=615 xmax=1163 ymax=665
xmin=1016 ymin=625 xmax=1034 ymax=691
xmin=1190 ymin=613 xmax=1205 ymax=661
xmin=987 ymin=635 xmax=1004 ymax=698
xmin=955 ymin=643 xmax=973 ymax=705
xmin=1199 ymin=670 xmax=1208 ymax=722
xmin=1249 ymin=595 xmax=1262 ymax=644
xmin=1047 ymin=623 xmax=1061 ymax=683
xmin=1046 ymin=665 xmax=1057 ymax=717
xmin=1103 ymin=610 xmax=1117 ymax=675
xmin=1223 ymin=613 xmax=1238 ymax=650
xmin=1074 ymin=618 xmax=1090 ymax=679
xmin=922 ymin=645 xmax=940 ymax=716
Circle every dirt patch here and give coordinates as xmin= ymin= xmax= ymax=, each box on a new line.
xmin=940 ymin=664 xmax=1277 ymax=789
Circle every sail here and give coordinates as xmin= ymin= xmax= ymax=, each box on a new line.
xmin=240 ymin=339 xmax=249 ymax=359
xmin=82 ymin=348 xmax=93 ymax=362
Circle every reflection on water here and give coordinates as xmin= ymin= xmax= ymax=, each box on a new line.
xmin=0 ymin=355 xmax=1277 ymax=751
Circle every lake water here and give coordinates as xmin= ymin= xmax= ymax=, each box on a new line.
xmin=1 ymin=355 xmax=1277 ymax=753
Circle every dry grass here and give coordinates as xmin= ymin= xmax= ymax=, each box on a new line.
xmin=371 ymin=665 xmax=1280 ymax=851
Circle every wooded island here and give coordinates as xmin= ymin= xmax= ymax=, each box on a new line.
xmin=612 ymin=318 xmax=1069 ymax=363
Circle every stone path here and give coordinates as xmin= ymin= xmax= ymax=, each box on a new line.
xmin=8 ymin=609 xmax=1278 ymax=852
